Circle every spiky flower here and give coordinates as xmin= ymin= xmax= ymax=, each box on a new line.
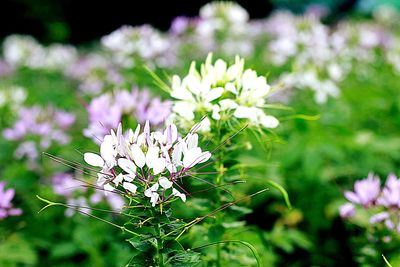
xmin=84 ymin=122 xmax=211 ymax=207
xmin=169 ymin=54 xmax=279 ymax=132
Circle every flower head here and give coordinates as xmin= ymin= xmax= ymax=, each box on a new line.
xmin=84 ymin=87 xmax=171 ymax=143
xmin=84 ymin=122 xmax=211 ymax=207
xmin=169 ymin=54 xmax=279 ymax=131
xmin=0 ymin=182 xmax=22 ymax=220
xmin=344 ymin=172 xmax=380 ymax=208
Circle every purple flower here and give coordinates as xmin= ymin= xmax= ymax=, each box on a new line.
xmin=52 ymin=173 xmax=86 ymax=197
xmin=344 ymin=172 xmax=380 ymax=208
xmin=14 ymin=141 xmax=38 ymax=160
xmin=84 ymin=87 xmax=171 ymax=143
xmin=4 ymin=106 xmax=75 ymax=157
xmin=0 ymin=182 xmax=22 ymax=220
xmin=55 ymin=111 xmax=76 ymax=129
xmin=339 ymin=203 xmax=356 ymax=218
xmin=377 ymin=173 xmax=400 ymax=209
xmin=170 ymin=17 xmax=190 ymax=35
xmin=369 ymin=211 xmax=389 ymax=224
xmin=65 ymin=197 xmax=90 ymax=217
xmin=0 ymin=60 xmax=14 ymax=77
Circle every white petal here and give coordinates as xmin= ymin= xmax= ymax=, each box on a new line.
xmin=158 ymin=177 xmax=173 ymax=189
xmin=172 ymin=188 xmax=186 ymax=202
xmin=150 ymin=192 xmax=159 ymax=207
xmin=118 ymin=158 xmax=136 ymax=175
xmin=101 ymin=136 xmax=116 ymax=167
xmin=104 ymin=183 xmax=115 ymax=195
xmin=123 ymin=182 xmax=137 ymax=193
xmin=183 ymin=147 xmax=201 ymax=168
xmin=205 ymin=87 xmax=224 ymax=102
xmin=146 ymin=146 xmax=160 ymax=168
xmin=113 ymin=174 xmax=123 ymax=186
xmin=150 ymin=182 xmax=159 ymax=192
xmin=233 ymin=106 xmax=253 ymax=120
xmin=123 ymin=174 xmax=134 ymax=182
xmin=186 ymin=134 xmax=198 ymax=149
xmin=153 ymin=158 xmax=166 ymax=175
xmin=84 ymin=153 xmax=104 ymax=167
xmin=172 ymin=143 xmax=182 ymax=164
xmin=131 ymin=144 xmax=145 ymax=168
xmin=198 ymin=151 xmax=211 ymax=164
xmin=260 ymin=114 xmax=279 ymax=129
xmin=144 ymin=188 xmax=153 ymax=198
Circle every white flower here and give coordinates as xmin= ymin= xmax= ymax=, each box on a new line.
xmin=123 ymin=182 xmax=137 ymax=193
xmin=158 ymin=177 xmax=173 ymax=189
xmin=172 ymin=188 xmax=187 ymax=202
xmin=144 ymin=183 xmax=160 ymax=207
xmin=169 ymin=54 xmax=279 ymax=131
xmin=83 ymin=122 xmax=211 ymax=207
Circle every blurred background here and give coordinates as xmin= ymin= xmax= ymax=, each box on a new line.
xmin=2 ymin=0 xmax=400 ymax=266
xmin=2 ymin=0 xmax=396 ymax=44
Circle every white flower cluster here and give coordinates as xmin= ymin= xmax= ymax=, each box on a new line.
xmin=169 ymin=54 xmax=279 ymax=131
xmin=2 ymin=35 xmax=78 ymax=70
xmin=0 ymin=86 xmax=26 ymax=110
xmin=101 ymin=25 xmax=173 ymax=68
xmin=84 ymin=122 xmax=211 ymax=207
xmin=171 ymin=2 xmax=254 ymax=60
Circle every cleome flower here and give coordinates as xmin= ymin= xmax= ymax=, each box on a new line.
xmin=83 ymin=87 xmax=171 ymax=143
xmin=340 ymin=173 xmax=400 ymax=236
xmin=169 ymin=53 xmax=279 ymax=131
xmin=84 ymin=122 xmax=211 ymax=207
xmin=0 ymin=181 xmax=22 ymax=220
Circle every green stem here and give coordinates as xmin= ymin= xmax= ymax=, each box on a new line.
xmin=156 ymin=224 xmax=164 ymax=267
xmin=152 ymin=209 xmax=164 ymax=267
xmin=215 ymin=130 xmax=224 ymax=267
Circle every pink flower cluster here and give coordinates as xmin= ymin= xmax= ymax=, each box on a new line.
xmin=84 ymin=87 xmax=171 ymax=143
xmin=0 ymin=181 xmax=22 ymax=220
xmin=3 ymin=106 xmax=75 ymax=161
xmin=340 ymin=173 xmax=400 ymax=234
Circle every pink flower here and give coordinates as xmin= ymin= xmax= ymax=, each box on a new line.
xmin=339 ymin=203 xmax=356 ymax=218
xmin=344 ymin=173 xmax=380 ymax=208
xmin=0 ymin=182 xmax=22 ymax=220
xmin=377 ymin=173 xmax=400 ymax=209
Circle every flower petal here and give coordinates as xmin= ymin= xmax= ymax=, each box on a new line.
xmin=118 ymin=158 xmax=136 ymax=175
xmin=84 ymin=153 xmax=104 ymax=167
xmin=159 ymin=177 xmax=173 ymax=189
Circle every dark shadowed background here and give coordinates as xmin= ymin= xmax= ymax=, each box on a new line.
xmin=0 ymin=0 xmax=361 ymax=44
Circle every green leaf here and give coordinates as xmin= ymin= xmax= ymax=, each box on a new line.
xmin=127 ymin=235 xmax=154 ymax=252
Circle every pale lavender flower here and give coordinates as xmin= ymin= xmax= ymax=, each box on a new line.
xmin=90 ymin=191 xmax=125 ymax=211
xmin=14 ymin=141 xmax=38 ymax=160
xmin=377 ymin=173 xmax=400 ymax=208
xmin=0 ymin=60 xmax=14 ymax=77
xmin=170 ymin=16 xmax=190 ymax=35
xmin=66 ymin=53 xmax=123 ymax=95
xmin=55 ymin=111 xmax=76 ymax=129
xmin=344 ymin=173 xmax=380 ymax=208
xmin=65 ymin=197 xmax=90 ymax=217
xmin=4 ymin=106 xmax=75 ymax=161
xmin=0 ymin=182 xmax=22 ymax=220
xmin=84 ymin=87 xmax=171 ymax=142
xmin=339 ymin=203 xmax=356 ymax=218
xmin=52 ymin=173 xmax=86 ymax=197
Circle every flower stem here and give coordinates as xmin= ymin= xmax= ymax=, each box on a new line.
xmin=152 ymin=208 xmax=164 ymax=267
